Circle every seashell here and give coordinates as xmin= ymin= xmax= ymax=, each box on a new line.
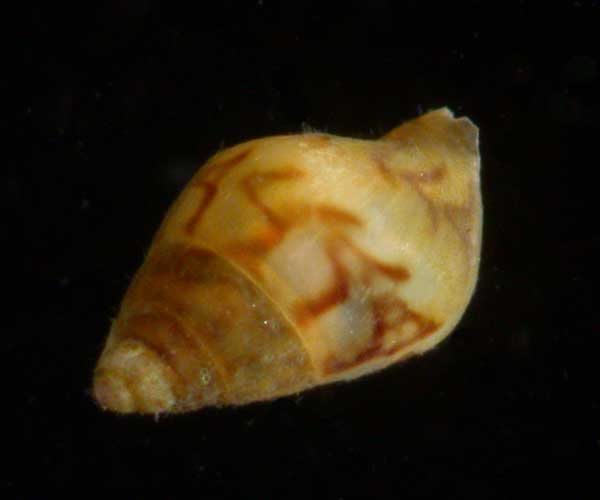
xmin=93 ymin=108 xmax=482 ymax=414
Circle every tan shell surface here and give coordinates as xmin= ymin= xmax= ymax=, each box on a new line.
xmin=93 ymin=108 xmax=482 ymax=414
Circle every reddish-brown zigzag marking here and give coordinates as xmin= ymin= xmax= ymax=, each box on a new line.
xmin=241 ymin=168 xmax=305 ymax=231
xmin=399 ymin=163 xmax=475 ymax=262
xmin=294 ymin=234 xmax=410 ymax=326
xmin=292 ymin=206 xmax=366 ymax=326
xmin=294 ymin=241 xmax=350 ymax=326
xmin=373 ymin=155 xmax=447 ymax=232
xmin=201 ymin=148 xmax=253 ymax=182
xmin=211 ymin=167 xmax=305 ymax=278
xmin=226 ymin=227 xmax=285 ymax=258
xmin=315 ymin=205 xmax=363 ymax=226
xmin=324 ymin=295 xmax=439 ymax=374
xmin=185 ymin=148 xmax=253 ymax=235
xmin=314 ymin=206 xmax=395 ymax=274
xmin=339 ymin=235 xmax=410 ymax=282
xmin=399 ymin=165 xmax=447 ymax=232
xmin=185 ymin=182 xmax=217 ymax=235
xmin=223 ymin=168 xmax=306 ymax=263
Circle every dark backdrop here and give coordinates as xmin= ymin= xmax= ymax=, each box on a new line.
xmin=8 ymin=2 xmax=599 ymax=496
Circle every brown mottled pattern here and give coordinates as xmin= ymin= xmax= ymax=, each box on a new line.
xmin=402 ymin=162 xmax=477 ymax=264
xmin=219 ymin=168 xmax=306 ymax=268
xmin=139 ymin=131 xmax=457 ymax=390
xmin=185 ymin=148 xmax=253 ymax=235
xmin=225 ymin=229 xmax=283 ymax=259
xmin=374 ymin=142 xmax=476 ymax=260
xmin=316 ymin=205 xmax=363 ymax=226
xmin=184 ymin=182 xmax=217 ymax=235
xmin=324 ymin=295 xmax=439 ymax=374
xmin=199 ymin=148 xmax=253 ymax=180
xmin=115 ymin=271 xmax=228 ymax=409
xmin=373 ymin=151 xmax=448 ymax=233
xmin=241 ymin=168 xmax=305 ymax=230
xmin=398 ymin=164 xmax=447 ymax=231
xmin=294 ymin=234 xmax=410 ymax=326
xmin=340 ymin=235 xmax=411 ymax=282
xmin=123 ymin=243 xmax=314 ymax=405
xmin=294 ymin=241 xmax=350 ymax=325
xmin=288 ymin=228 xmax=428 ymax=375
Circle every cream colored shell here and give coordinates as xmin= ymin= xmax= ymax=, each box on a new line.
xmin=93 ymin=108 xmax=482 ymax=414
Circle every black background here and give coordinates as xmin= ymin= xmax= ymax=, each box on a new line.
xmin=8 ymin=1 xmax=599 ymax=496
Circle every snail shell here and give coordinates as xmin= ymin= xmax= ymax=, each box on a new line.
xmin=93 ymin=108 xmax=482 ymax=414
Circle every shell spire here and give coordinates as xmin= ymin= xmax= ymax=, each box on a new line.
xmin=93 ymin=108 xmax=482 ymax=414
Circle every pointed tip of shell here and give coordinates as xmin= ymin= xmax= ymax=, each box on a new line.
xmin=92 ymin=340 xmax=178 ymax=414
xmin=93 ymin=372 xmax=138 ymax=414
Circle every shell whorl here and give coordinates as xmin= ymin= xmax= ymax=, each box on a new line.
xmin=93 ymin=108 xmax=482 ymax=414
